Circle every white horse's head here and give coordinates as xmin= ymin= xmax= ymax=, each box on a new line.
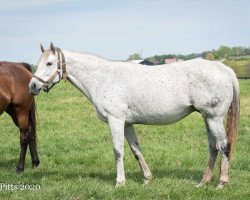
xmin=29 ymin=42 xmax=66 ymax=95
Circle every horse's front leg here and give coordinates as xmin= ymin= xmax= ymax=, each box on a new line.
xmin=125 ymin=125 xmax=152 ymax=184
xmin=108 ymin=115 xmax=125 ymax=187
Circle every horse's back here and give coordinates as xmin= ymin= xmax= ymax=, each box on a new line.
xmin=0 ymin=61 xmax=32 ymax=74
xmin=0 ymin=62 xmax=15 ymax=101
xmin=0 ymin=61 xmax=32 ymax=91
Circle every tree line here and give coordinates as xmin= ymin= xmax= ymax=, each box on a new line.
xmin=127 ymin=46 xmax=250 ymax=64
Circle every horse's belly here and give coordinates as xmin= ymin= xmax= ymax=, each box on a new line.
xmin=125 ymin=105 xmax=194 ymax=125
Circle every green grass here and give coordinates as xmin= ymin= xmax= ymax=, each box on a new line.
xmin=0 ymin=80 xmax=249 ymax=199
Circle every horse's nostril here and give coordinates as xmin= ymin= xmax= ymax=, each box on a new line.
xmin=32 ymin=83 xmax=36 ymax=90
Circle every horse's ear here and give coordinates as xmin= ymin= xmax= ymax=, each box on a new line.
xmin=40 ymin=43 xmax=45 ymax=53
xmin=50 ymin=42 xmax=56 ymax=54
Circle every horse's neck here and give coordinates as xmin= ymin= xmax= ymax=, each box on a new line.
xmin=63 ymin=50 xmax=109 ymax=100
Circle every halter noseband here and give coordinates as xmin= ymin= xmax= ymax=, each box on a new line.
xmin=33 ymin=48 xmax=67 ymax=91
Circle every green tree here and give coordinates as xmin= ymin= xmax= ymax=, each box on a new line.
xmin=217 ymin=46 xmax=232 ymax=59
xmin=127 ymin=53 xmax=142 ymax=60
xmin=205 ymin=53 xmax=215 ymax=60
xmin=31 ymin=64 xmax=37 ymax=74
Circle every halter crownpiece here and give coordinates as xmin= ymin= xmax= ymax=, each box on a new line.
xmin=57 ymin=48 xmax=67 ymax=81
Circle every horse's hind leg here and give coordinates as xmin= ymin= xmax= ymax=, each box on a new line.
xmin=201 ymin=117 xmax=230 ymax=189
xmin=15 ymin=108 xmax=29 ymax=172
xmin=197 ymin=120 xmax=218 ymax=187
xmin=125 ymin=125 xmax=152 ymax=184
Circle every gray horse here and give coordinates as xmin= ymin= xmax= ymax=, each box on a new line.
xmin=29 ymin=43 xmax=239 ymax=189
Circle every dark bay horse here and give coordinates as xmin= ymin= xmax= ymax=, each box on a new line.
xmin=0 ymin=61 xmax=39 ymax=172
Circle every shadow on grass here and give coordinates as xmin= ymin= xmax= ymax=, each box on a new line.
xmin=0 ymin=158 xmax=203 ymax=185
xmin=0 ymin=158 xmax=42 ymax=176
xmin=0 ymin=158 xmax=18 ymax=169
xmin=124 ymin=167 xmax=203 ymax=184
xmin=153 ymin=167 xmax=202 ymax=182
xmin=26 ymin=166 xmax=203 ymax=186
xmin=29 ymin=169 xmax=116 ymax=185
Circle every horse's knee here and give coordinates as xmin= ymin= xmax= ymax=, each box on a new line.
xmin=114 ymin=148 xmax=123 ymax=163
xmin=20 ymin=133 xmax=28 ymax=145
xmin=209 ymin=143 xmax=218 ymax=156
xmin=27 ymin=130 xmax=35 ymax=142
xmin=221 ymin=143 xmax=230 ymax=159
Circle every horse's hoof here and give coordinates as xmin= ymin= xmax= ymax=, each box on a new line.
xmin=143 ymin=176 xmax=153 ymax=185
xmin=16 ymin=167 xmax=24 ymax=173
xmin=143 ymin=179 xmax=150 ymax=185
xmin=115 ymin=181 xmax=125 ymax=187
xmin=196 ymin=182 xmax=205 ymax=188
xmin=216 ymin=182 xmax=227 ymax=189
xmin=32 ymin=160 xmax=40 ymax=167
xmin=196 ymin=179 xmax=212 ymax=188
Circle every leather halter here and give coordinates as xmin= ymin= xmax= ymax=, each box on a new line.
xmin=33 ymin=48 xmax=67 ymax=90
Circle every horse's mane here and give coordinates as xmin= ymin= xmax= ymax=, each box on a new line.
xmin=21 ymin=62 xmax=32 ymax=72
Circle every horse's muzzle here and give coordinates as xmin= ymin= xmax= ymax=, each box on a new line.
xmin=29 ymin=81 xmax=41 ymax=95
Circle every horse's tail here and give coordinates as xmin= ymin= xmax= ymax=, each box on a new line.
xmin=28 ymin=97 xmax=40 ymax=166
xmin=226 ymin=68 xmax=240 ymax=160
xmin=28 ymin=97 xmax=37 ymax=147
xmin=21 ymin=62 xmax=33 ymax=73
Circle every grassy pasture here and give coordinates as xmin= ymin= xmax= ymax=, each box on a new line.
xmin=0 ymin=80 xmax=249 ymax=199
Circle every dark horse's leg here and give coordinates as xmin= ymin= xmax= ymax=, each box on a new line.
xmin=16 ymin=107 xmax=29 ymax=172
xmin=7 ymin=103 xmax=39 ymax=171
xmin=7 ymin=106 xmax=29 ymax=172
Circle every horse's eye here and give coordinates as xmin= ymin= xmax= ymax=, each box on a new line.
xmin=47 ymin=62 xmax=53 ymax=66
